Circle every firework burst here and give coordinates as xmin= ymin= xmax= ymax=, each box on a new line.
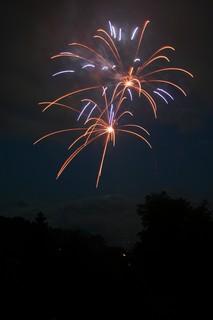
xmin=34 ymin=88 xmax=151 ymax=187
xmin=35 ymin=20 xmax=193 ymax=187
xmin=49 ymin=20 xmax=193 ymax=118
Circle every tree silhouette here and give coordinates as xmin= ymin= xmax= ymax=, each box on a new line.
xmin=34 ymin=211 xmax=48 ymax=228
xmin=1 ymin=194 xmax=212 ymax=319
xmin=132 ymin=191 xmax=213 ymax=319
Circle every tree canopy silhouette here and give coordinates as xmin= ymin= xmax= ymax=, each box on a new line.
xmin=132 ymin=191 xmax=213 ymax=319
xmin=135 ymin=191 xmax=213 ymax=249
xmin=137 ymin=190 xmax=212 ymax=231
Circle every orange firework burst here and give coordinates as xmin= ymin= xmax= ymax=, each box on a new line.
xmin=35 ymin=20 xmax=193 ymax=187
xmin=34 ymin=88 xmax=151 ymax=187
xmin=49 ymin=20 xmax=193 ymax=118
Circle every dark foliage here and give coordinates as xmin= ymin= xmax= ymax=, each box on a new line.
xmin=132 ymin=191 xmax=213 ymax=319
xmin=1 ymin=193 xmax=213 ymax=319
xmin=0 ymin=212 xmax=130 ymax=319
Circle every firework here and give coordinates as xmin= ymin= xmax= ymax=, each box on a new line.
xmin=34 ymin=88 xmax=151 ymax=187
xmin=35 ymin=20 xmax=193 ymax=187
xmin=48 ymin=20 xmax=193 ymax=118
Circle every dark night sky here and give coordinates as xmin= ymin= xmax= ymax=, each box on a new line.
xmin=1 ymin=0 xmax=212 ymax=249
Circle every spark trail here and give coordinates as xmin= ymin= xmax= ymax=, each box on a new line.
xmin=34 ymin=89 xmax=151 ymax=187
xmin=35 ymin=20 xmax=193 ymax=187
xmin=49 ymin=20 xmax=193 ymax=118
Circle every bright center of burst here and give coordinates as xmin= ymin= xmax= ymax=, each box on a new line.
xmin=107 ymin=126 xmax=114 ymax=133
xmin=126 ymin=80 xmax=132 ymax=87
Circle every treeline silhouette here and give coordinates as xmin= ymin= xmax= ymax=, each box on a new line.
xmin=1 ymin=191 xmax=213 ymax=319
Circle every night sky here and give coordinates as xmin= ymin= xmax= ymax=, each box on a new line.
xmin=2 ymin=0 xmax=212 ymax=249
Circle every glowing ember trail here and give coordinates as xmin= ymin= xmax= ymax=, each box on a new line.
xmin=49 ymin=20 xmax=193 ymax=118
xmin=35 ymin=20 xmax=193 ymax=187
xmin=34 ymin=89 xmax=151 ymax=187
